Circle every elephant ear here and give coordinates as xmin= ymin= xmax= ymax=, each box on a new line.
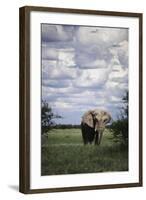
xmin=82 ymin=110 xmax=94 ymax=128
xmin=104 ymin=111 xmax=112 ymax=124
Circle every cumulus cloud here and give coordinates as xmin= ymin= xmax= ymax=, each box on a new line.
xmin=42 ymin=24 xmax=75 ymax=42
xmin=79 ymin=59 xmax=107 ymax=69
xmin=109 ymin=40 xmax=128 ymax=68
xmin=42 ymin=79 xmax=72 ymax=88
xmin=76 ymin=27 xmax=128 ymax=47
xmin=57 ymin=48 xmax=76 ymax=68
xmin=41 ymin=24 xmax=128 ymax=124
xmin=73 ymin=68 xmax=109 ymax=89
xmin=42 ymin=47 xmax=58 ymax=60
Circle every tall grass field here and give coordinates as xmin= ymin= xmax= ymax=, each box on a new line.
xmin=41 ymin=128 xmax=128 ymax=175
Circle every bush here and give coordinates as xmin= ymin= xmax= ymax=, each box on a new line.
xmin=41 ymin=100 xmax=61 ymax=134
xmin=110 ymin=92 xmax=128 ymax=147
xmin=110 ymin=119 xmax=128 ymax=146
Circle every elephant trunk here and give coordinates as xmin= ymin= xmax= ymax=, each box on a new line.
xmin=95 ymin=130 xmax=103 ymax=145
xmin=98 ymin=130 xmax=103 ymax=145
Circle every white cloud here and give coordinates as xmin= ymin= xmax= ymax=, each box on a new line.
xmin=42 ymin=47 xmax=58 ymax=60
xmin=109 ymin=68 xmax=128 ymax=83
xmin=109 ymin=96 xmax=122 ymax=103
xmin=42 ymin=24 xmax=74 ymax=42
xmin=41 ymin=24 xmax=129 ymax=123
xmin=42 ymin=49 xmax=77 ymax=80
xmin=42 ymin=79 xmax=72 ymax=88
xmin=109 ymin=40 xmax=128 ymax=68
xmin=76 ymin=27 xmax=128 ymax=47
xmin=57 ymin=48 xmax=76 ymax=68
xmin=79 ymin=59 xmax=107 ymax=69
xmin=118 ymin=40 xmax=128 ymax=55
xmin=73 ymin=68 xmax=109 ymax=88
xmin=52 ymin=101 xmax=73 ymax=109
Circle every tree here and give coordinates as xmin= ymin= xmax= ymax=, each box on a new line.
xmin=122 ymin=91 xmax=128 ymax=118
xmin=110 ymin=92 xmax=128 ymax=147
xmin=41 ymin=100 xmax=62 ymax=135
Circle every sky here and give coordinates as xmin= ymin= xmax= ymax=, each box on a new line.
xmin=41 ymin=24 xmax=128 ymax=124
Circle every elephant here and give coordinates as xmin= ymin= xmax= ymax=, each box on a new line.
xmin=81 ymin=109 xmax=111 ymax=145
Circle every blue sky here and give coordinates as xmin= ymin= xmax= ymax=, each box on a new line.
xmin=41 ymin=24 xmax=128 ymax=124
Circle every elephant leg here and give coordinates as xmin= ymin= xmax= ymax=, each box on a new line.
xmin=81 ymin=123 xmax=88 ymax=145
xmin=82 ymin=133 xmax=88 ymax=145
xmin=81 ymin=123 xmax=96 ymax=145
xmin=88 ymin=131 xmax=95 ymax=145
xmin=95 ymin=131 xmax=99 ymax=145
xmin=82 ymin=132 xmax=87 ymax=145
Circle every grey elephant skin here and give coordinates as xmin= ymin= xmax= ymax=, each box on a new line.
xmin=81 ymin=109 xmax=111 ymax=145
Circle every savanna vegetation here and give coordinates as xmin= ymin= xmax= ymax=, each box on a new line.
xmin=41 ymin=92 xmax=128 ymax=175
xmin=110 ymin=92 xmax=128 ymax=147
xmin=41 ymin=128 xmax=128 ymax=175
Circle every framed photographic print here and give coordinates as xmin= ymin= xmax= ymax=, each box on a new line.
xmin=19 ymin=6 xmax=143 ymax=194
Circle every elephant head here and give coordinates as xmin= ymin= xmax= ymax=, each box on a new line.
xmin=81 ymin=109 xmax=111 ymax=145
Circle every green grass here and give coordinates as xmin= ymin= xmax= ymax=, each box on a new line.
xmin=41 ymin=128 xmax=128 ymax=175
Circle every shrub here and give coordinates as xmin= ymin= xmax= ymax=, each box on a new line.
xmin=110 ymin=119 xmax=128 ymax=146
xmin=41 ymin=100 xmax=62 ymax=134
xmin=110 ymin=92 xmax=128 ymax=147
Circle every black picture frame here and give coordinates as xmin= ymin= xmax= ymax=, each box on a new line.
xmin=19 ymin=6 xmax=143 ymax=194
